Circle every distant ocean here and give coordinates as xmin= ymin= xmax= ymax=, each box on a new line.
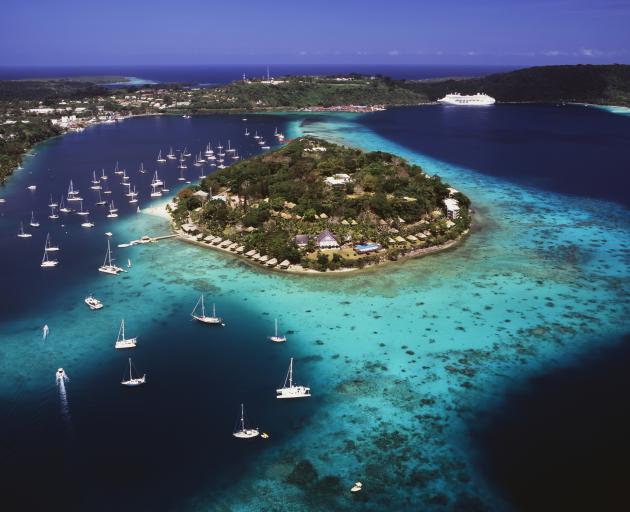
xmin=0 ymin=64 xmax=516 ymax=85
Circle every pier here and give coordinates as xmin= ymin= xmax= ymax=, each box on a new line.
xmin=117 ymin=234 xmax=177 ymax=248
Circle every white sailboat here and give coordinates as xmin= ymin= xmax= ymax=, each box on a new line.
xmin=48 ymin=194 xmax=58 ymax=208
xmin=150 ymin=183 xmax=162 ymax=197
xmin=253 ymin=130 xmax=260 ymax=139
xmin=269 ymin=318 xmax=287 ymax=343
xmin=232 ymin=404 xmax=259 ymax=439
xmin=114 ymin=161 xmax=124 ymax=175
xmin=178 ymin=166 xmax=186 ymax=182
xmin=95 ymin=190 xmax=107 ymax=206
xmin=129 ymin=186 xmax=139 ymax=204
xmin=226 ymin=140 xmax=235 ymax=153
xmin=157 ymin=150 xmax=166 ymax=163
xmin=244 ymin=127 xmax=250 ymax=136
xmin=30 ymin=211 xmax=40 ymax=227
xmin=183 ymin=147 xmax=191 ymax=157
xmin=17 ymin=222 xmax=32 ymax=238
xmin=41 ymin=243 xmax=58 ymax=268
xmin=107 ymin=201 xmax=118 ymax=218
xmin=167 ymin=147 xmax=176 ymax=160
xmin=67 ymin=180 xmax=81 ymax=201
xmin=45 ymin=233 xmax=60 ymax=252
xmin=121 ymin=169 xmax=129 ymax=182
xmin=139 ymin=162 xmax=147 ymax=174
xmin=162 ymin=180 xmax=170 ymax=193
xmin=59 ymin=196 xmax=71 ymax=213
xmin=76 ymin=200 xmax=89 ymax=216
xmin=81 ymin=214 xmax=94 ymax=228
xmin=99 ymin=240 xmax=124 ymax=274
xmin=191 ymin=295 xmax=225 ymax=326
xmin=152 ymin=170 xmax=163 ymax=187
xmin=114 ymin=319 xmax=137 ymax=349
xmin=48 ymin=204 xmax=59 ymax=219
xmin=90 ymin=171 xmax=101 ymax=189
xmin=101 ymin=168 xmax=108 ymax=180
xmin=121 ymin=357 xmax=146 ymax=386
xmin=276 ymin=358 xmax=311 ymax=399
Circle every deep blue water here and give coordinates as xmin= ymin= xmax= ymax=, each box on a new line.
xmin=470 ymin=335 xmax=630 ymax=511
xmin=0 ymin=64 xmax=516 ymax=84
xmin=0 ymin=106 xmax=628 ymax=511
xmin=358 ymin=105 xmax=630 ymax=207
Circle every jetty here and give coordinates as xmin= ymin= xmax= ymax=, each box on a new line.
xmin=117 ymin=234 xmax=176 ymax=248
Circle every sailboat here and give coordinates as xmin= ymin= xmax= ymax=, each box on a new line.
xmin=81 ymin=214 xmax=94 ymax=228
xmin=121 ymin=358 xmax=146 ymax=386
xmin=59 ymin=196 xmax=71 ymax=213
xmin=48 ymin=194 xmax=58 ymax=208
xmin=226 ymin=140 xmax=235 ymax=153
xmin=76 ymin=200 xmax=89 ymax=216
xmin=178 ymin=167 xmax=186 ymax=182
xmin=114 ymin=319 xmax=137 ymax=349
xmin=43 ymin=325 xmax=49 ymax=339
xmin=30 ymin=211 xmax=40 ymax=227
xmin=139 ymin=162 xmax=147 ymax=174
xmin=276 ymin=358 xmax=311 ymax=399
xmin=191 ymin=295 xmax=224 ymax=325
xmin=183 ymin=146 xmax=191 ymax=157
xmin=121 ymin=169 xmax=130 ymax=182
xmin=45 ymin=233 xmax=60 ymax=252
xmin=150 ymin=183 xmax=162 ymax=197
xmin=162 ymin=180 xmax=170 ymax=193
xmin=124 ymin=182 xmax=133 ymax=197
xmin=204 ymin=143 xmax=214 ymax=156
xmin=129 ymin=186 xmax=139 ymax=204
xmin=253 ymin=130 xmax=260 ymax=139
xmin=95 ymin=190 xmax=107 ymax=206
xmin=67 ymin=180 xmax=81 ymax=201
xmin=103 ymin=184 xmax=112 ymax=195
xmin=114 ymin=161 xmax=124 ymax=175
xmin=41 ymin=240 xmax=58 ymax=268
xmin=90 ymin=171 xmax=101 ymax=189
xmin=269 ymin=318 xmax=287 ymax=343
xmin=18 ymin=222 xmax=32 ymax=238
xmin=152 ymin=170 xmax=163 ymax=186
xmin=101 ymin=168 xmax=108 ymax=180
xmin=157 ymin=150 xmax=166 ymax=163
xmin=167 ymin=147 xmax=176 ymax=160
xmin=232 ymin=404 xmax=259 ymax=439
xmin=99 ymin=240 xmax=124 ymax=274
xmin=107 ymin=201 xmax=118 ymax=218
xmin=48 ymin=204 xmax=59 ymax=219
xmin=232 ymin=150 xmax=240 ymax=161
xmin=244 ymin=127 xmax=250 ymax=136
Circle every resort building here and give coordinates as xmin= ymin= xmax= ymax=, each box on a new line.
xmin=316 ymin=230 xmax=339 ymax=249
xmin=294 ymin=234 xmax=309 ymax=248
xmin=324 ymin=173 xmax=353 ymax=186
xmin=443 ymin=198 xmax=460 ymax=220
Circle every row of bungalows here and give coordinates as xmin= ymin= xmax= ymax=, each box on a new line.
xmin=243 ymin=250 xmax=291 ymax=269
xmin=387 ymin=232 xmax=432 ymax=246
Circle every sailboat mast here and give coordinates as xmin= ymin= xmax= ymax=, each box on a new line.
xmin=129 ymin=358 xmax=132 ymax=379
xmin=289 ymin=358 xmax=293 ymax=387
xmin=241 ymin=404 xmax=245 ymax=431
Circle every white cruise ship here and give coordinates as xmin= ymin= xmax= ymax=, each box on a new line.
xmin=437 ymin=93 xmax=496 ymax=106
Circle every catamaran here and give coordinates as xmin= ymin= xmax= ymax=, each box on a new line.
xmin=150 ymin=183 xmax=162 ymax=197
xmin=114 ymin=319 xmax=137 ymax=349
xmin=269 ymin=318 xmax=287 ymax=343
xmin=18 ymin=222 xmax=32 ymax=238
xmin=191 ymin=295 xmax=224 ymax=326
xmin=121 ymin=358 xmax=146 ymax=386
xmin=167 ymin=147 xmax=176 ymax=160
xmin=276 ymin=358 xmax=311 ymax=399
xmin=232 ymin=404 xmax=259 ymax=439
xmin=157 ymin=150 xmax=166 ymax=163
xmin=30 ymin=211 xmax=40 ymax=227
xmin=99 ymin=240 xmax=124 ymax=274
xmin=41 ymin=243 xmax=58 ymax=268
xmin=45 ymin=233 xmax=60 ymax=252
xmin=84 ymin=294 xmax=103 ymax=310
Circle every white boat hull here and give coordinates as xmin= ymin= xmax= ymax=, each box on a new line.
xmin=121 ymin=375 xmax=146 ymax=386
xmin=233 ymin=429 xmax=259 ymax=439
xmin=115 ymin=338 xmax=137 ymax=349
xmin=276 ymin=386 xmax=311 ymax=399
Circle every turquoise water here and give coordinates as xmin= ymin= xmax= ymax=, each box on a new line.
xmin=0 ymin=110 xmax=628 ymax=510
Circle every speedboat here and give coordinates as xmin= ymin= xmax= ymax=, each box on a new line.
xmin=84 ymin=295 xmax=104 ymax=310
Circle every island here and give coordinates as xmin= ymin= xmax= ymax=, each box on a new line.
xmin=168 ymin=137 xmax=471 ymax=272
xmin=2 ymin=64 xmax=630 ymax=185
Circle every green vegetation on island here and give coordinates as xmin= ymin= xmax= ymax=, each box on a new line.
xmin=403 ymin=64 xmax=630 ymax=106
xmin=170 ymin=137 xmax=471 ymax=272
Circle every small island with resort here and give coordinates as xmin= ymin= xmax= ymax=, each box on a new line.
xmin=168 ymin=137 xmax=471 ymax=273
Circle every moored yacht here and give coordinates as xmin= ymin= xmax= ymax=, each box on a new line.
xmin=84 ymin=294 xmax=103 ymax=310
xmin=30 ymin=211 xmax=40 ymax=227
xmin=157 ymin=150 xmax=166 ymax=163
xmin=114 ymin=319 xmax=137 ymax=349
xmin=41 ymin=242 xmax=58 ymax=268
xmin=99 ymin=240 xmax=124 ymax=274
xmin=276 ymin=358 xmax=311 ymax=399
xmin=232 ymin=404 xmax=259 ymax=439
xmin=269 ymin=318 xmax=286 ymax=343
xmin=191 ymin=295 xmax=225 ymax=326
xmin=121 ymin=357 xmax=146 ymax=386
xmin=17 ymin=222 xmax=32 ymax=238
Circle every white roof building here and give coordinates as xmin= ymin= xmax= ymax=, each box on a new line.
xmin=443 ymin=198 xmax=460 ymax=220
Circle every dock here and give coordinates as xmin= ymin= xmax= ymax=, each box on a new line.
xmin=117 ymin=234 xmax=177 ymax=248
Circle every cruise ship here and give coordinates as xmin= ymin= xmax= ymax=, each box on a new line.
xmin=437 ymin=93 xmax=496 ymax=106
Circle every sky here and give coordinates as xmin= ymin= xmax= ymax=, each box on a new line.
xmin=1 ymin=0 xmax=629 ymax=66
